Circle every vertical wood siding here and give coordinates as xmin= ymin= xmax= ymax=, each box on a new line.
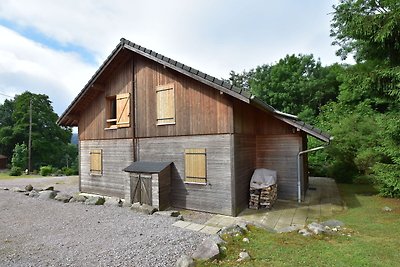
xmin=79 ymin=59 xmax=133 ymax=140
xmin=80 ymin=139 xmax=133 ymax=198
xmin=138 ymin=134 xmax=233 ymax=215
xmin=256 ymin=135 xmax=302 ymax=200
xmin=134 ymin=55 xmax=233 ymax=137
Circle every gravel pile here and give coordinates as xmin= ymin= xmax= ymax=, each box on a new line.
xmin=0 ymin=185 xmax=208 ymax=266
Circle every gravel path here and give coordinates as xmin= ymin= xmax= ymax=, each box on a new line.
xmin=0 ymin=177 xmax=208 ymax=267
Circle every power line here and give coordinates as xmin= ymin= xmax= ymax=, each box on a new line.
xmin=0 ymin=92 xmax=14 ymax=98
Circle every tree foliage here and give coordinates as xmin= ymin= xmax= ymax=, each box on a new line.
xmin=0 ymin=91 xmax=76 ymax=170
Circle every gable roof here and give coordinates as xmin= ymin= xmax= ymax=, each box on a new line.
xmin=58 ymin=38 xmax=331 ymax=143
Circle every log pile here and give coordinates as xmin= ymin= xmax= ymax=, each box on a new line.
xmin=249 ymin=184 xmax=277 ymax=209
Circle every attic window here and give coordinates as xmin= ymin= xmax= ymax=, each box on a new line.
xmin=156 ymin=83 xmax=175 ymax=125
xmin=106 ymin=93 xmax=130 ymax=129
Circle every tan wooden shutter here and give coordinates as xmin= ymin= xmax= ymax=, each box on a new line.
xmin=90 ymin=149 xmax=102 ymax=175
xmin=116 ymin=93 xmax=130 ymax=128
xmin=185 ymin=148 xmax=206 ymax=183
xmin=156 ymin=84 xmax=175 ymax=125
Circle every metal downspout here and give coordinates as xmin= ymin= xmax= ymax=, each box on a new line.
xmin=297 ymin=146 xmax=326 ymax=203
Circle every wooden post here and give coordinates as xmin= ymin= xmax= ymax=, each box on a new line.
xmin=28 ymin=98 xmax=32 ymax=174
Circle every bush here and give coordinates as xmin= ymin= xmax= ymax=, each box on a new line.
xmin=373 ymin=164 xmax=400 ymax=198
xmin=327 ymin=160 xmax=358 ymax=183
xmin=40 ymin=165 xmax=53 ymax=176
xmin=62 ymin=167 xmax=78 ymax=176
xmin=9 ymin=166 xmax=22 ymax=176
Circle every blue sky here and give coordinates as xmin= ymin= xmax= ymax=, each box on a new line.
xmin=0 ymin=0 xmax=348 ymax=116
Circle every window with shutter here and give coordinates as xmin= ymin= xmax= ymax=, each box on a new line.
xmin=106 ymin=93 xmax=130 ymax=129
xmin=116 ymin=93 xmax=130 ymax=128
xmin=156 ymin=84 xmax=175 ymax=125
xmin=90 ymin=149 xmax=102 ymax=175
xmin=184 ymin=148 xmax=207 ymax=184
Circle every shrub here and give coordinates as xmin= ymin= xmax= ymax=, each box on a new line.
xmin=62 ymin=167 xmax=78 ymax=176
xmin=40 ymin=165 xmax=53 ymax=176
xmin=373 ymin=164 xmax=400 ymax=198
xmin=327 ymin=160 xmax=358 ymax=183
xmin=9 ymin=166 xmax=22 ymax=176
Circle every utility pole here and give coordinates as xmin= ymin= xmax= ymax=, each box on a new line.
xmin=28 ymin=98 xmax=32 ymax=174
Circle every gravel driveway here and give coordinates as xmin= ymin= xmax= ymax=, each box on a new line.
xmin=0 ymin=177 xmax=208 ymax=267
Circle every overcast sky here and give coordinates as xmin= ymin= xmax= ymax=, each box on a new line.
xmin=0 ymin=0 xmax=348 ymax=116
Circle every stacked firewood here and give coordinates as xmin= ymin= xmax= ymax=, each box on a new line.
xmin=249 ymin=184 xmax=277 ymax=209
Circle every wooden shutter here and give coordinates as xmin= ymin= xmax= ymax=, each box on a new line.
xmin=156 ymin=84 xmax=175 ymax=125
xmin=185 ymin=148 xmax=207 ymax=183
xmin=116 ymin=93 xmax=130 ymax=128
xmin=90 ymin=149 xmax=102 ymax=175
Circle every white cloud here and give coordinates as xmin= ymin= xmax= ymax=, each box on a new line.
xmin=0 ymin=26 xmax=95 ymax=114
xmin=0 ymin=0 xmax=352 ymax=115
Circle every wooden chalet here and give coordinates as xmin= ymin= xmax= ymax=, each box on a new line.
xmin=58 ymin=38 xmax=331 ymax=216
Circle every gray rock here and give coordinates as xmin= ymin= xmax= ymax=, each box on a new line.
xmin=85 ymin=196 xmax=105 ymax=205
xmin=218 ymin=224 xmax=246 ymax=236
xmin=1 ymin=187 xmax=9 ymax=190
xmin=11 ymin=187 xmax=26 ymax=193
xmin=298 ymin=228 xmax=313 ymax=236
xmin=104 ymin=197 xmax=122 ymax=207
xmin=24 ymin=192 xmax=30 ymax=196
xmin=209 ymin=235 xmax=226 ymax=245
xmin=383 ymin=206 xmax=392 ymax=212
xmin=321 ymin=219 xmax=345 ymax=228
xmin=192 ymin=238 xmax=220 ymax=261
xmin=276 ymin=225 xmax=302 ymax=233
xmin=153 ymin=210 xmax=181 ymax=217
xmin=44 ymin=186 xmax=54 ymax=191
xmin=69 ymin=194 xmax=87 ymax=203
xmin=237 ymin=251 xmax=250 ymax=262
xmin=38 ymin=190 xmax=58 ymax=200
xmin=25 ymin=184 xmax=33 ymax=191
xmin=130 ymin=203 xmax=158 ymax=215
xmin=236 ymin=221 xmax=248 ymax=232
xmin=28 ymin=190 xmax=40 ymax=198
xmin=242 ymin=237 xmax=250 ymax=243
xmin=175 ymin=255 xmax=195 ymax=267
xmin=33 ymin=187 xmax=44 ymax=192
xmin=307 ymin=222 xmax=325 ymax=235
xmin=176 ymin=215 xmax=184 ymax=221
xmin=54 ymin=193 xmax=73 ymax=203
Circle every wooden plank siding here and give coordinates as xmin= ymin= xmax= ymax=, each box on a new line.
xmin=80 ymin=139 xmax=133 ymax=198
xmin=138 ymin=134 xmax=233 ymax=215
xmin=232 ymin=134 xmax=256 ymax=215
xmin=134 ymin=55 xmax=233 ymax=138
xmin=256 ymin=135 xmax=302 ymax=200
xmin=78 ymin=59 xmax=134 ymax=140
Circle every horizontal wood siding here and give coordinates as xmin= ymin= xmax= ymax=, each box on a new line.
xmin=138 ymin=134 xmax=233 ymax=215
xmin=233 ymin=134 xmax=256 ymax=215
xmin=256 ymin=135 xmax=301 ymax=200
xmin=134 ymin=55 xmax=233 ymax=137
xmin=80 ymin=139 xmax=133 ymax=198
xmin=79 ymin=59 xmax=133 ymax=140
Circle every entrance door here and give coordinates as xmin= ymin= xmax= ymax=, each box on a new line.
xmin=130 ymin=173 xmax=152 ymax=205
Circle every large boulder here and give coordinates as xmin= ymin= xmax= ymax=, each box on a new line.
xmin=11 ymin=187 xmax=25 ymax=193
xmin=104 ymin=197 xmax=122 ymax=207
xmin=85 ymin=196 xmax=105 ymax=205
xmin=25 ymin=184 xmax=33 ymax=191
xmin=218 ymin=224 xmax=246 ymax=236
xmin=54 ymin=193 xmax=73 ymax=203
xmin=175 ymin=255 xmax=195 ymax=267
xmin=69 ymin=194 xmax=87 ymax=203
xmin=38 ymin=190 xmax=58 ymax=200
xmin=130 ymin=203 xmax=158 ymax=215
xmin=28 ymin=190 xmax=40 ymax=198
xmin=192 ymin=238 xmax=220 ymax=261
xmin=307 ymin=222 xmax=325 ymax=235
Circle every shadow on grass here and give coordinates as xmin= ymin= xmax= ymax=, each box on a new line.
xmin=338 ymin=183 xmax=378 ymax=208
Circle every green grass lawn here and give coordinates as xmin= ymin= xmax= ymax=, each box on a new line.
xmin=200 ymin=184 xmax=400 ymax=266
xmin=0 ymin=172 xmax=43 ymax=180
